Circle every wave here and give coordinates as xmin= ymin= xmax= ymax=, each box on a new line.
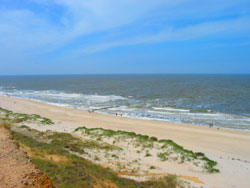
xmin=189 ymin=109 xmax=215 ymax=113
xmin=80 ymin=94 xmax=126 ymax=103
xmin=1 ymin=87 xmax=250 ymax=131
xmin=152 ymin=106 xmax=217 ymax=115
xmin=147 ymin=110 xmax=178 ymax=115
xmin=13 ymin=90 xmax=83 ymax=99
xmin=152 ymin=107 xmax=190 ymax=112
xmin=0 ymin=89 xmax=127 ymax=104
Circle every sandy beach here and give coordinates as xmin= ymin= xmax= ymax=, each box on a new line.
xmin=0 ymin=95 xmax=250 ymax=188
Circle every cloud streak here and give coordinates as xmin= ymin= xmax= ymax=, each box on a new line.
xmin=0 ymin=0 xmax=250 ymax=59
xmin=76 ymin=16 xmax=250 ymax=53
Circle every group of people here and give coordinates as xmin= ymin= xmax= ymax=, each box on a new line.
xmin=115 ymin=113 xmax=122 ymax=117
xmin=87 ymin=109 xmax=123 ymax=117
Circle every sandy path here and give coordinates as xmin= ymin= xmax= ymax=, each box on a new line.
xmin=0 ymin=96 xmax=250 ymax=188
xmin=0 ymin=126 xmax=54 ymax=188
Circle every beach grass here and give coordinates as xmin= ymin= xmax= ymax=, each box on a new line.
xmin=0 ymin=107 xmax=54 ymax=125
xmin=75 ymin=126 xmax=219 ymax=173
xmin=0 ymin=106 xmax=220 ymax=187
xmin=6 ymin=124 xmax=181 ymax=188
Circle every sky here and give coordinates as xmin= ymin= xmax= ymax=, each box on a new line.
xmin=0 ymin=0 xmax=250 ymax=75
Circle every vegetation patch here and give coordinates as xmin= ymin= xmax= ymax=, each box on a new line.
xmin=0 ymin=107 xmax=53 ymax=125
xmin=75 ymin=126 xmax=219 ymax=173
xmin=6 ymin=124 xmax=181 ymax=188
xmin=0 ymin=107 xmax=219 ymax=187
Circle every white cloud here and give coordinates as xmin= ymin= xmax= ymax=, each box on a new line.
xmin=79 ymin=16 xmax=250 ymax=53
xmin=0 ymin=0 xmax=250 ymax=59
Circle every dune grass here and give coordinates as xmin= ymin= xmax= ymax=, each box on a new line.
xmin=75 ymin=126 xmax=219 ymax=173
xmin=0 ymin=107 xmax=53 ymax=125
xmin=0 ymin=106 xmax=219 ymax=187
xmin=6 ymin=125 xmax=181 ymax=188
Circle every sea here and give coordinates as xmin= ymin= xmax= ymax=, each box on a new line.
xmin=0 ymin=74 xmax=250 ymax=131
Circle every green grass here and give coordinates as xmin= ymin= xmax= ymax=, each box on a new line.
xmin=48 ymin=132 xmax=121 ymax=154
xmin=141 ymin=175 xmax=178 ymax=188
xmin=158 ymin=139 xmax=218 ymax=171
xmin=0 ymin=107 xmax=219 ymax=188
xmin=0 ymin=121 xmax=11 ymax=129
xmin=150 ymin=136 xmax=158 ymax=141
xmin=75 ymin=127 xmax=148 ymax=141
xmin=157 ymin=152 xmax=169 ymax=161
xmin=149 ymin=166 xmax=156 ymax=170
xmin=9 ymin=125 xmax=181 ymax=188
xmin=145 ymin=151 xmax=152 ymax=157
xmin=75 ymin=126 xmax=219 ymax=173
xmin=0 ymin=107 xmax=54 ymax=125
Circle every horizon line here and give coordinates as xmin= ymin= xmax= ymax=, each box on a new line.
xmin=1 ymin=73 xmax=250 ymax=76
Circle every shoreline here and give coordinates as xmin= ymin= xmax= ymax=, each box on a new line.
xmin=1 ymin=94 xmax=250 ymax=133
xmin=1 ymin=95 xmax=250 ymax=188
xmin=1 ymin=95 xmax=250 ymax=147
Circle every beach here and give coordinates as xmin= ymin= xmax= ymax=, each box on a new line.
xmin=0 ymin=95 xmax=250 ymax=188
xmin=2 ymin=0 xmax=250 ymax=187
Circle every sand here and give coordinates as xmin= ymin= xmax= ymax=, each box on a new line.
xmin=0 ymin=126 xmax=55 ymax=188
xmin=0 ymin=95 xmax=250 ymax=188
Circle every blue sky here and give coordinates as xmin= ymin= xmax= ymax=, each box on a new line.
xmin=0 ymin=0 xmax=250 ymax=75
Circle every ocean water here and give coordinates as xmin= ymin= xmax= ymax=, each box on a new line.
xmin=0 ymin=74 xmax=250 ymax=131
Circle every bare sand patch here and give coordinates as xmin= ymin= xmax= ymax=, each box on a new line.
xmin=0 ymin=126 xmax=54 ymax=188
